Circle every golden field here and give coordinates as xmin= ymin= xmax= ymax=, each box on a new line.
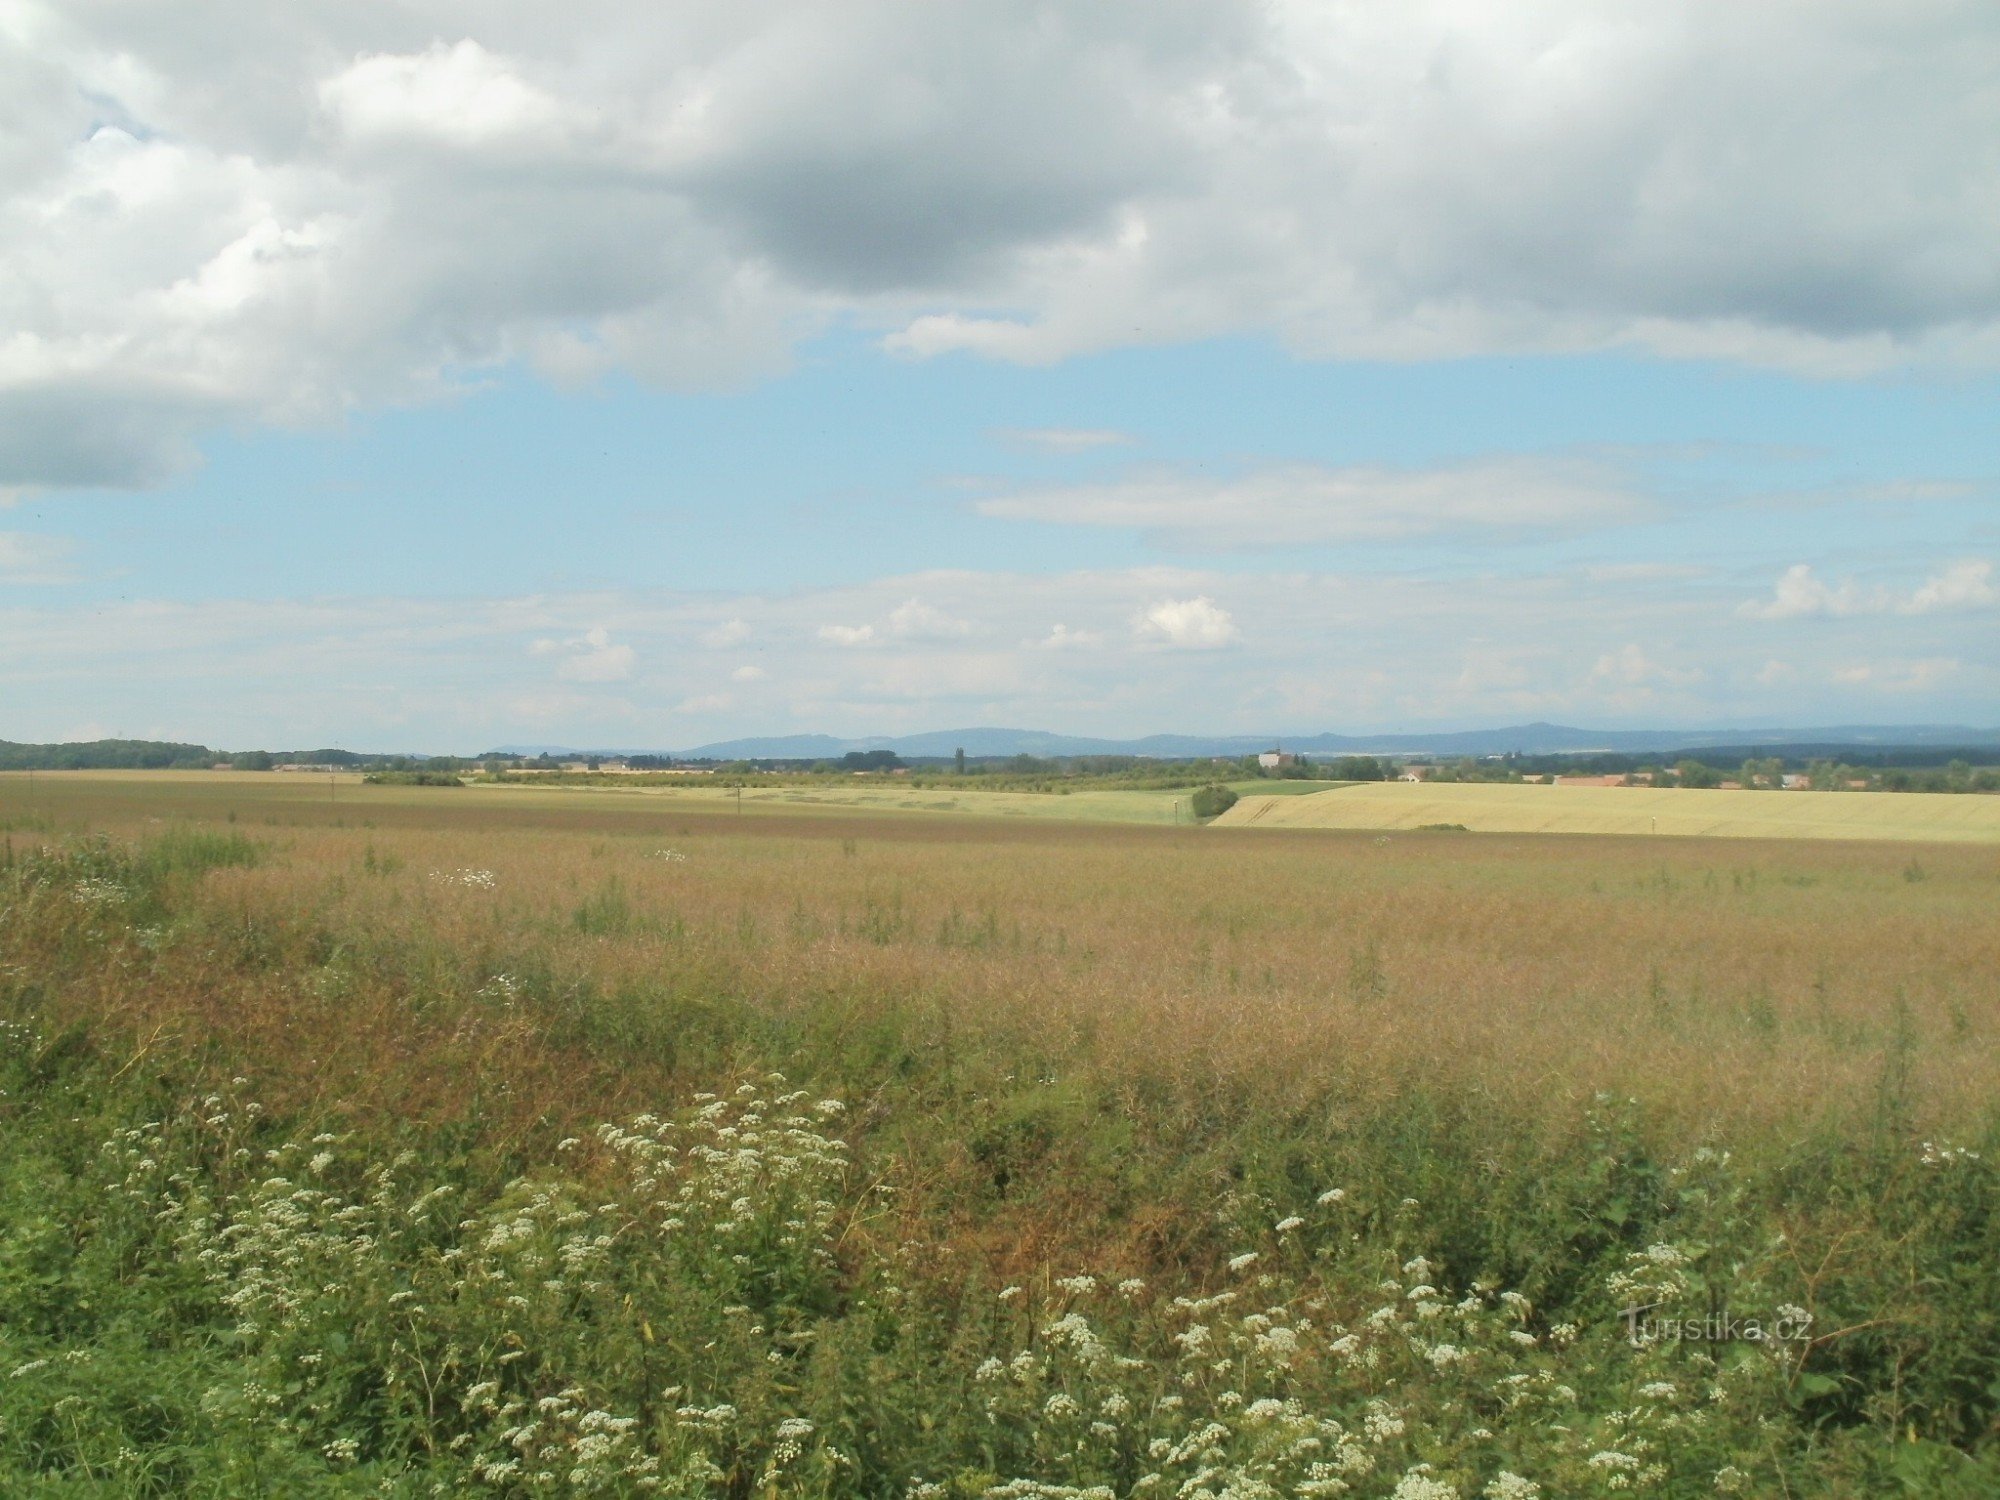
xmin=1218 ymin=778 xmax=2000 ymax=842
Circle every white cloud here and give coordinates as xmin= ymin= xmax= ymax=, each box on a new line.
xmin=1903 ymin=559 xmax=1997 ymax=615
xmin=980 ymin=456 xmax=1643 ymax=548
xmin=1135 ymin=595 xmax=1239 ymax=649
xmin=885 ymin=597 xmax=973 ymax=639
xmin=1831 ymin=658 xmax=1962 ymax=693
xmin=730 ymin=663 xmax=766 ymax=682
xmin=3 ymin=562 xmax=1994 ymax=748
xmin=8 ymin=4 xmax=2000 ymax=487
xmin=318 ymin=40 xmax=568 ymax=150
xmin=1589 ymin=643 xmax=1703 ymax=689
xmin=1737 ymin=564 xmax=1871 ymax=620
xmin=1033 ymin=623 xmax=1102 ymax=650
xmin=0 ymin=532 xmax=76 ymax=584
xmin=1740 ymin=559 xmax=1998 ymax=619
xmin=535 ymin=626 xmax=635 ymax=682
xmin=701 ymin=618 xmax=753 ymax=648
xmin=821 ymin=597 xmax=972 ymax=647
xmin=993 ymin=427 xmax=1135 ymax=453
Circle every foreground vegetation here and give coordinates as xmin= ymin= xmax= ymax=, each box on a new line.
xmin=3 ymin=778 xmax=1998 ymax=1495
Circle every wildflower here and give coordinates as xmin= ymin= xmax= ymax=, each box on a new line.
xmin=1484 ymin=1475 xmax=1541 ymax=1500
xmin=1317 ymin=1187 xmax=1346 ymax=1205
xmin=1390 ymin=1469 xmax=1459 ymax=1500
xmin=1228 ymin=1252 xmax=1259 ymax=1272
xmin=1275 ymin=1215 xmax=1304 ymax=1233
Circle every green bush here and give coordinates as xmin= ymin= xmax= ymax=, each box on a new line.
xmin=1190 ymin=783 xmax=1239 ymax=819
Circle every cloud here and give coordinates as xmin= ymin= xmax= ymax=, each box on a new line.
xmin=9 ymin=4 xmax=2000 ymax=487
xmin=818 ymin=623 xmax=875 ymax=647
xmin=1740 ymin=559 xmax=1998 ymax=619
xmin=1032 ymin=623 xmax=1102 ymax=650
xmin=4 ymin=560 xmax=1995 ymax=748
xmin=1904 ymin=559 xmax=1998 ymax=614
xmin=821 ymin=597 xmax=973 ymax=646
xmin=0 ymin=532 xmax=77 ymax=584
xmin=534 ymin=626 xmax=635 ymax=681
xmin=885 ymin=597 xmax=973 ymax=639
xmin=993 ymin=427 xmax=1135 ymax=453
xmin=1737 ymin=564 xmax=1871 ymax=620
xmin=730 ymin=664 xmax=766 ymax=682
xmin=1830 ymin=658 xmax=1962 ymax=693
xmin=318 ymin=40 xmax=568 ymax=151
xmin=1135 ymin=595 xmax=1239 ymax=649
xmin=701 ymin=618 xmax=753 ymax=648
xmin=1589 ymin=643 xmax=1703 ymax=689
xmin=979 ymin=455 xmax=1644 ymax=548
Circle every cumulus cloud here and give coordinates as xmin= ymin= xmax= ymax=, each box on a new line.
xmin=1135 ymin=595 xmax=1239 ymax=649
xmin=533 ymin=626 xmax=635 ymax=682
xmin=1904 ymin=559 xmax=1998 ymax=614
xmin=821 ymin=597 xmax=973 ymax=646
xmin=8 ymin=3 xmax=2000 ymax=487
xmin=1740 ymin=559 xmax=1998 ymax=619
xmin=981 ymin=455 xmax=1642 ymax=547
xmin=4 ymin=562 xmax=1995 ymax=747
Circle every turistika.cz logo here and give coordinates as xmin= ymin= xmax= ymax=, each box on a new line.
xmin=1619 ymin=1302 xmax=1813 ymax=1346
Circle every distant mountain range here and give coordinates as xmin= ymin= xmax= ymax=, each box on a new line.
xmin=492 ymin=722 xmax=2000 ymax=761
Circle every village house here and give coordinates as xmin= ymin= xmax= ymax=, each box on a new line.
xmin=1258 ymin=750 xmax=1296 ymax=769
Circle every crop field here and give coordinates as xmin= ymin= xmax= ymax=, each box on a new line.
xmin=4 ymin=772 xmax=1999 ymax=1495
xmin=1220 ymin=779 xmax=2000 ymax=843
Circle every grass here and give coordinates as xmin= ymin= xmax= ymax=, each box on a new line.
xmin=3 ymin=773 xmax=2000 ymax=1494
xmin=1219 ymin=780 xmax=2000 ymax=842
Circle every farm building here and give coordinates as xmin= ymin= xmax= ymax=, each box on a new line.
xmin=1258 ymin=750 xmax=1297 ymax=769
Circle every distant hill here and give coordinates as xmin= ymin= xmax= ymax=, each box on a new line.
xmin=491 ymin=722 xmax=2000 ymax=762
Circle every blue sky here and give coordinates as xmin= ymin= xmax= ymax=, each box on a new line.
xmin=3 ymin=4 xmax=1996 ymax=751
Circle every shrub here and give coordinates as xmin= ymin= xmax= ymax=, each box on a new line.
xmin=1190 ymin=783 xmax=1239 ymax=819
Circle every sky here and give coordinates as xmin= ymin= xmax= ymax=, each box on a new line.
xmin=2 ymin=2 xmax=1996 ymax=752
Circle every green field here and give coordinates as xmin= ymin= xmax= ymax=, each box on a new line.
xmin=1219 ymin=779 xmax=2000 ymax=842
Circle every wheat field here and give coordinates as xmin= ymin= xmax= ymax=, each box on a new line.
xmin=1217 ymin=779 xmax=2000 ymax=842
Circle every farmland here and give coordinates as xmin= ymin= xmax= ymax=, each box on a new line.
xmin=1220 ymin=779 xmax=2000 ymax=843
xmin=4 ymin=772 xmax=2000 ymax=1495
